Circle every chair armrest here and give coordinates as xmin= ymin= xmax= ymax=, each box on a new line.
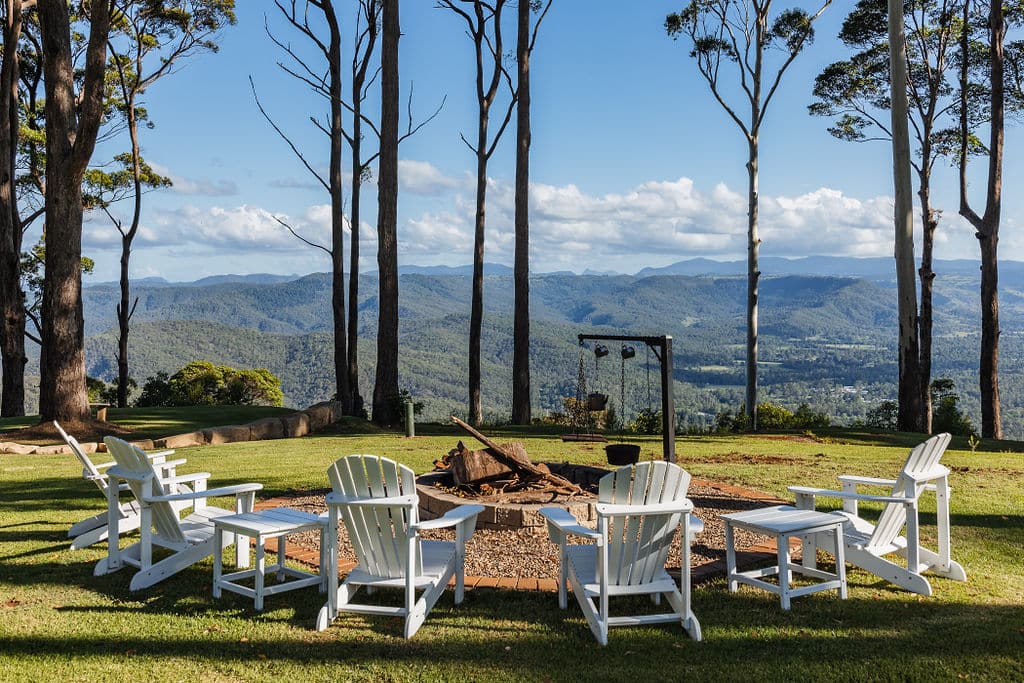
xmin=414 ymin=504 xmax=485 ymax=531
xmin=596 ymin=499 xmax=694 ymax=517
xmin=689 ymin=513 xmax=704 ymax=536
xmin=155 ymin=458 xmax=188 ymax=471
xmin=324 ymin=492 xmax=419 ymax=508
xmin=91 ymin=460 xmax=116 ymax=471
xmin=905 ymin=465 xmax=950 ymax=483
xmin=146 ymin=483 xmax=263 ymax=503
xmin=787 ymin=485 xmax=913 ymax=505
xmin=539 ymin=507 xmax=602 ymax=541
xmin=146 ymin=449 xmax=176 ymax=460
xmin=836 ymin=475 xmax=897 ymax=488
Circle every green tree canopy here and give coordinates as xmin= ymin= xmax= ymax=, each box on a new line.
xmin=138 ymin=361 xmax=284 ymax=407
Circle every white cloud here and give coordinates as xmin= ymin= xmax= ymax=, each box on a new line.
xmin=171 ymin=177 xmax=239 ymax=196
xmin=389 ymin=175 xmax=992 ymax=273
xmin=146 ymin=161 xmax=238 ymax=196
xmin=398 ymin=160 xmax=461 ymax=195
xmin=79 ymin=171 xmax=995 ymax=281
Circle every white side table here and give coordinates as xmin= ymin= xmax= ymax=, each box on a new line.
xmin=213 ymin=507 xmax=327 ymax=611
xmin=722 ymin=505 xmax=848 ymax=610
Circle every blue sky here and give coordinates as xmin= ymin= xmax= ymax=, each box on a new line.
xmin=71 ymin=0 xmax=1024 ymax=282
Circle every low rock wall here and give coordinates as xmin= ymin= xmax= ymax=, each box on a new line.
xmin=0 ymin=400 xmax=345 ymax=455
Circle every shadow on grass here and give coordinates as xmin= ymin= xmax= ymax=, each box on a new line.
xmin=4 ymin=589 xmax=1023 ymax=679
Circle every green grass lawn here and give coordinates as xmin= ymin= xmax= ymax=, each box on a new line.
xmin=1 ymin=426 xmax=1022 ymax=681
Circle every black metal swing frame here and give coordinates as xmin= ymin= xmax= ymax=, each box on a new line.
xmin=577 ymin=333 xmax=676 ymax=463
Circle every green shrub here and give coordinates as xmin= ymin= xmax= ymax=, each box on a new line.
xmin=630 ymin=409 xmax=662 ymax=435
xmin=756 ymin=402 xmax=795 ymax=430
xmin=865 ymin=400 xmax=898 ymax=431
xmin=793 ymin=403 xmax=831 ymax=429
xmin=136 ymin=371 xmax=174 ymax=407
xmin=715 ymin=402 xmax=831 ymax=432
xmin=136 ymin=362 xmax=284 ymax=407
xmin=388 ymin=389 xmax=424 ymax=422
xmin=86 ymin=376 xmax=106 ymax=403
xmin=931 ymin=378 xmax=977 ymax=437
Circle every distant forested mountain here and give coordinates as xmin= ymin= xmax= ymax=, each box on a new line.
xmin=15 ymin=262 xmax=1022 ymax=437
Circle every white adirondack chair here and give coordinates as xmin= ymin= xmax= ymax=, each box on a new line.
xmin=55 ymin=421 xmax=185 ymax=550
xmin=316 ymin=454 xmax=484 ymax=638
xmin=94 ymin=436 xmax=263 ymax=591
xmin=539 ymin=461 xmax=702 ymax=646
xmin=788 ymin=432 xmax=967 ymax=596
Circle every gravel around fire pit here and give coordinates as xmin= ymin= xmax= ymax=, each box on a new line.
xmin=281 ymin=483 xmax=776 ymax=580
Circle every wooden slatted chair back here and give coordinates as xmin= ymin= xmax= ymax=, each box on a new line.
xmin=326 ymin=455 xmax=419 ymax=580
xmin=868 ymin=432 xmax=951 ymax=550
xmin=55 ymin=421 xmax=108 ymax=496
xmin=104 ymin=437 xmax=187 ymax=545
xmin=597 ymin=461 xmax=691 ymax=586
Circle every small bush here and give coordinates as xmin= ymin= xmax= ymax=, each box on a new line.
xmin=865 ymin=400 xmax=898 ymax=431
xmin=630 ymin=409 xmax=662 ymax=435
xmin=715 ymin=402 xmax=831 ymax=432
xmin=931 ymin=378 xmax=977 ymax=437
xmin=388 ymin=389 xmax=424 ymax=421
xmin=136 ymin=371 xmax=174 ymax=407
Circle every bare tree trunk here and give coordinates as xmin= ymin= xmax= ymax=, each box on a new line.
xmin=744 ymin=136 xmax=759 ymax=431
xmin=117 ymin=231 xmax=133 ymax=408
xmin=348 ymin=138 xmax=362 ymax=413
xmin=372 ymin=0 xmax=400 ymax=427
xmin=324 ymin=5 xmax=350 ymax=414
xmin=917 ymin=186 xmax=936 ymax=433
xmin=116 ymin=93 xmax=144 ymax=409
xmin=38 ymin=0 xmax=110 ymax=422
xmin=959 ymin=0 xmax=1003 ymax=439
xmin=469 ymin=125 xmax=487 ymax=426
xmin=888 ymin=0 xmax=924 ymax=433
xmin=978 ymin=0 xmax=1004 ymax=440
xmin=511 ymin=0 xmax=531 ymax=426
xmin=0 ymin=0 xmax=25 ymax=417
xmin=39 ymin=184 xmax=89 ymax=422
xmin=978 ymin=230 xmax=1001 ymax=437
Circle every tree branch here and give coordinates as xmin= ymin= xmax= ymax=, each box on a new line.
xmin=250 ymin=75 xmax=329 ymax=191
xmin=273 ymin=213 xmax=333 ymax=256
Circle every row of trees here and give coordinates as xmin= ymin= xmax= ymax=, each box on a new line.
xmin=0 ymin=1 xmax=234 ymax=424
xmin=0 ymin=1 xmax=1016 ymax=437
xmin=0 ymin=0 xmax=535 ymax=428
xmin=259 ymin=0 xmax=549 ymax=426
xmin=669 ymin=0 xmax=1021 ymax=439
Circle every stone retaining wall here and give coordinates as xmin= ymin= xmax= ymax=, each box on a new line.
xmin=0 ymin=400 xmax=345 ymax=455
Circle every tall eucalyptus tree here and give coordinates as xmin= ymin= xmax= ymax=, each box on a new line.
xmin=0 ymin=0 xmax=28 ymax=416
xmin=36 ymin=0 xmax=111 ymax=421
xmin=667 ymin=0 xmax=830 ymax=431
xmin=372 ymin=0 xmax=400 ymax=426
xmin=809 ymin=0 xmax=966 ymax=432
xmin=438 ymin=0 xmax=516 ymax=426
xmin=511 ymin=0 xmax=552 ymax=426
xmin=958 ymin=0 xmax=1008 ymax=438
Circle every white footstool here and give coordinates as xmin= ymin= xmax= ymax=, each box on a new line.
xmin=722 ymin=505 xmax=847 ymax=609
xmin=213 ymin=507 xmax=327 ymax=611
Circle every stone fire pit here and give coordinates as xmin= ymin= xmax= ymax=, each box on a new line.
xmin=417 ymin=462 xmax=609 ymax=532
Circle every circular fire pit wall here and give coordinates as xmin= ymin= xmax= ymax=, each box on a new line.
xmin=416 ymin=463 xmax=608 ymax=532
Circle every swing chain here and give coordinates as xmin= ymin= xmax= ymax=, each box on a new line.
xmin=620 ymin=351 xmax=627 ymax=433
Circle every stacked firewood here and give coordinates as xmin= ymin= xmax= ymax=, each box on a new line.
xmin=435 ymin=417 xmax=582 ymax=499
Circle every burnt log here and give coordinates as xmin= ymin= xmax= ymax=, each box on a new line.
xmin=448 ymin=440 xmax=531 ymax=485
xmin=450 ymin=416 xmax=582 ymax=495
